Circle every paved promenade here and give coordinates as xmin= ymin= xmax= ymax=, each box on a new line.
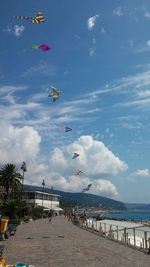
xmin=2 ymin=216 xmax=150 ymax=267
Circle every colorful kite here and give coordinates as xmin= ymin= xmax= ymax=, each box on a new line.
xmin=48 ymin=87 xmax=62 ymax=102
xmin=13 ymin=12 xmax=45 ymax=24
xmin=32 ymin=44 xmax=50 ymax=52
xmin=75 ymin=170 xmax=84 ymax=176
xmin=82 ymin=184 xmax=92 ymax=193
xmin=72 ymin=153 xmax=80 ymax=159
xmin=64 ymin=126 xmax=72 ymax=132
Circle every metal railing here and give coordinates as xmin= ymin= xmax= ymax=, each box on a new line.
xmin=75 ymin=217 xmax=150 ymax=253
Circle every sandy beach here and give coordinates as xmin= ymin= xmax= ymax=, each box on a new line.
xmin=1 ymin=216 xmax=150 ymax=267
xmin=86 ymin=219 xmax=150 ymax=248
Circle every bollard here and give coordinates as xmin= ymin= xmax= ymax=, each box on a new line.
xmin=133 ymin=228 xmax=136 ymax=247
xmin=144 ymin=231 xmax=148 ymax=249
xmin=116 ymin=226 xmax=119 ymax=241
xmin=99 ymin=223 xmax=102 ymax=235
xmin=92 ymin=221 xmax=94 ymax=232
xmin=124 ymin=228 xmax=127 ymax=243
xmin=104 ymin=223 xmax=106 ymax=235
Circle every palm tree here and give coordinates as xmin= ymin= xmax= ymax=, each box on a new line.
xmin=0 ymin=163 xmax=22 ymax=201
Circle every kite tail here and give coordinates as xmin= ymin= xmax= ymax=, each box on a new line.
xmin=13 ymin=16 xmax=32 ymax=20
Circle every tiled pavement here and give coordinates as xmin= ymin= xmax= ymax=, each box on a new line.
xmin=1 ymin=216 xmax=150 ymax=267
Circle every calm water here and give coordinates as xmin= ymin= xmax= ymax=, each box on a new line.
xmin=105 ymin=211 xmax=150 ymax=221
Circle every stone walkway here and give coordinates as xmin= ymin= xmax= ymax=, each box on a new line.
xmin=1 ymin=216 xmax=150 ymax=267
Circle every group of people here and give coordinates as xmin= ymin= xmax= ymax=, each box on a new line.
xmin=64 ymin=209 xmax=75 ymax=222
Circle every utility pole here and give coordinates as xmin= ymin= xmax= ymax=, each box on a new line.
xmin=51 ymin=186 xmax=53 ymax=211
xmin=42 ymin=179 xmax=45 ymax=218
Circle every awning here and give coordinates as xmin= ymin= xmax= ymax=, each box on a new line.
xmin=53 ymin=207 xmax=63 ymax=211
xmin=37 ymin=205 xmax=63 ymax=211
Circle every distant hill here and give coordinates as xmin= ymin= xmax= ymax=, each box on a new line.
xmin=23 ymin=184 xmax=126 ymax=210
xmin=125 ymin=203 xmax=150 ymax=210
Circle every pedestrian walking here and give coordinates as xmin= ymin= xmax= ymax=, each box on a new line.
xmin=48 ymin=209 xmax=53 ymax=223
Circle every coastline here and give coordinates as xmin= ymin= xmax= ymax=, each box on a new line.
xmin=84 ymin=218 xmax=150 ymax=249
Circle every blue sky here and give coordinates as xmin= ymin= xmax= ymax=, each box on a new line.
xmin=1 ymin=0 xmax=150 ymax=203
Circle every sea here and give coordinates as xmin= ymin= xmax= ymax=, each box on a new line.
xmin=105 ymin=210 xmax=150 ymax=222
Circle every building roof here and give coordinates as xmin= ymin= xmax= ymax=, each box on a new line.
xmin=23 ymin=190 xmax=60 ymax=197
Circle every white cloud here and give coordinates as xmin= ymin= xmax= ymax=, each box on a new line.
xmin=147 ymin=40 xmax=150 ymax=47
xmin=0 ymin=85 xmax=28 ymax=96
xmin=92 ymin=38 xmax=96 ymax=44
xmin=87 ymin=15 xmax=99 ymax=31
xmin=132 ymin=169 xmax=150 ymax=177
xmin=89 ymin=47 xmax=95 ymax=56
xmin=113 ymin=7 xmax=124 ymax=17
xmin=4 ymin=25 xmax=24 ymax=37
xmin=137 ymin=90 xmax=150 ymax=98
xmin=21 ymin=61 xmax=56 ymax=78
xmin=50 ymin=135 xmax=128 ymax=177
xmin=0 ymin=126 xmax=122 ymax=196
xmin=13 ymin=25 xmax=25 ymax=37
xmin=145 ymin=12 xmax=150 ymax=18
xmin=93 ymin=179 xmax=118 ymax=196
xmin=101 ymin=27 xmax=106 ymax=34
xmin=0 ymin=122 xmax=41 ymax=164
xmin=47 ymin=135 xmax=124 ymax=196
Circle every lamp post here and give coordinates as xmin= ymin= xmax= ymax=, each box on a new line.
xmin=51 ymin=186 xmax=53 ymax=211
xmin=20 ymin=161 xmax=27 ymax=218
xmin=42 ymin=179 xmax=45 ymax=218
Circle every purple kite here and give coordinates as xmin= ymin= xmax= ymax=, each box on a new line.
xmin=39 ymin=44 xmax=50 ymax=51
xmin=32 ymin=44 xmax=50 ymax=52
xmin=72 ymin=153 xmax=80 ymax=159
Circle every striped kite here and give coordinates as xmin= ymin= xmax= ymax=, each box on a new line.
xmin=13 ymin=12 xmax=45 ymax=24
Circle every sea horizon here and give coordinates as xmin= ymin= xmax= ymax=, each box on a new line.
xmin=105 ymin=210 xmax=150 ymax=222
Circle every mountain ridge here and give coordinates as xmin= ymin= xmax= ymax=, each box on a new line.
xmin=23 ymin=184 xmax=126 ymax=210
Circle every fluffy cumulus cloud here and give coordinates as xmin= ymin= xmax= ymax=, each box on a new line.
xmin=94 ymin=179 xmax=118 ymax=196
xmin=145 ymin=12 xmax=150 ymax=18
xmin=50 ymin=135 xmax=128 ymax=177
xmin=89 ymin=47 xmax=95 ymax=56
xmin=87 ymin=15 xmax=99 ymax=31
xmin=113 ymin=7 xmax=124 ymax=17
xmin=47 ymin=135 xmax=127 ymax=196
xmin=147 ymin=40 xmax=150 ymax=47
xmin=132 ymin=169 xmax=150 ymax=177
xmin=0 ymin=129 xmax=126 ymax=197
xmin=4 ymin=25 xmax=25 ymax=37
xmin=0 ymin=122 xmax=41 ymax=164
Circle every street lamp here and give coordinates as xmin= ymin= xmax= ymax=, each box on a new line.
xmin=20 ymin=161 xmax=27 ymax=218
xmin=42 ymin=179 xmax=45 ymax=218
xmin=51 ymin=186 xmax=53 ymax=211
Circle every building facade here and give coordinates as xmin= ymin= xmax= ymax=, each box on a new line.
xmin=23 ymin=191 xmax=62 ymax=212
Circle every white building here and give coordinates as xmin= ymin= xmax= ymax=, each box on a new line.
xmin=23 ymin=191 xmax=62 ymax=213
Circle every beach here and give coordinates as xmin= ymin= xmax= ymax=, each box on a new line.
xmin=86 ymin=218 xmax=150 ymax=248
xmin=1 ymin=215 xmax=150 ymax=267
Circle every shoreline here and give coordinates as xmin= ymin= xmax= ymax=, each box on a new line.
xmin=84 ymin=218 xmax=150 ymax=250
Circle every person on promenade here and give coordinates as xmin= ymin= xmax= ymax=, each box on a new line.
xmin=48 ymin=209 xmax=53 ymax=223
